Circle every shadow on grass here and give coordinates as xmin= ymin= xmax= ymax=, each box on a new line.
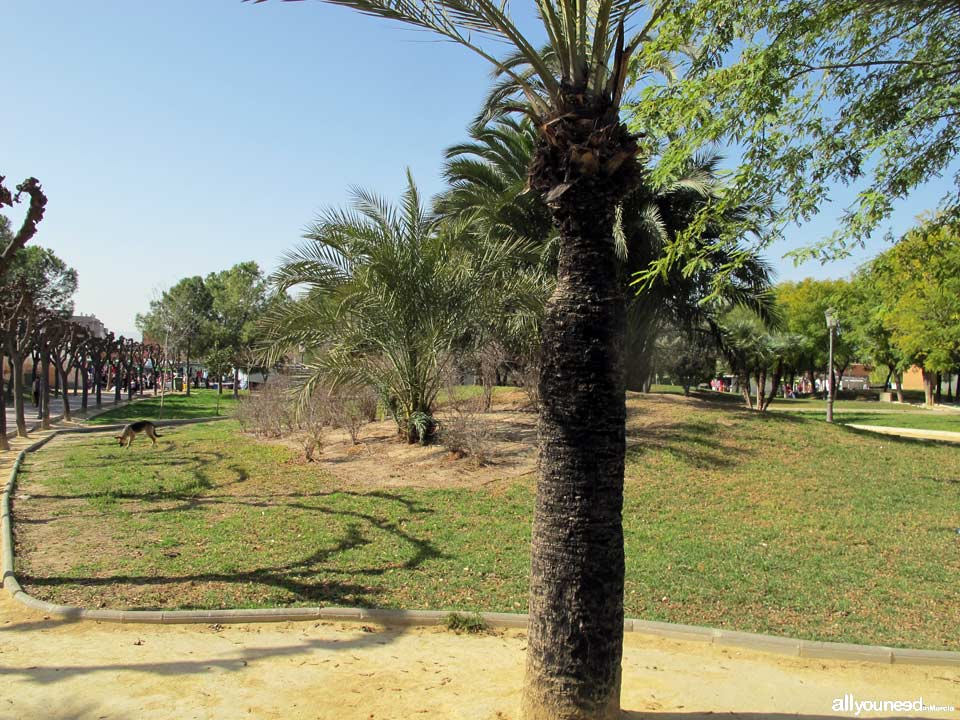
xmin=21 ymin=500 xmax=441 ymax=608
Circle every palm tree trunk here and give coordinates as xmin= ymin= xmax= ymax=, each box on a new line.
xmin=522 ymin=178 xmax=626 ymax=720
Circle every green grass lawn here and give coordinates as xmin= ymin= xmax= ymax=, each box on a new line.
xmin=13 ymin=395 xmax=960 ymax=651
xmin=87 ymin=388 xmax=241 ymax=424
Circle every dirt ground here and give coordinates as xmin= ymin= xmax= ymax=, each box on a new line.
xmin=277 ymin=391 xmax=541 ymax=490
xmin=269 ymin=391 xmax=704 ymax=491
xmin=2 ymin=594 xmax=959 ymax=720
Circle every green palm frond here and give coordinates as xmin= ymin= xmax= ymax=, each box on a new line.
xmin=252 ymin=0 xmax=662 ymax=119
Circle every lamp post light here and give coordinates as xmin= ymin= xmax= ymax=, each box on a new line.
xmin=825 ymin=307 xmax=839 ymax=423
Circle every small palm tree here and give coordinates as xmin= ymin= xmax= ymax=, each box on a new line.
xmin=261 ymin=172 xmax=529 ymax=443
xmin=251 ymin=1 xmax=662 ymax=715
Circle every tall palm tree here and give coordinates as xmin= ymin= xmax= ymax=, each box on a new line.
xmin=252 ymin=2 xmax=661 ymax=716
xmin=439 ymin=120 xmax=776 ymax=392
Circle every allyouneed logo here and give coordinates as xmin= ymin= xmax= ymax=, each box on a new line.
xmin=832 ymin=694 xmax=956 ymax=716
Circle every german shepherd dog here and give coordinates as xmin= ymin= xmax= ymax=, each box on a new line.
xmin=115 ymin=420 xmax=161 ymax=448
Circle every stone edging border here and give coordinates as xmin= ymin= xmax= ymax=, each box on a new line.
xmin=3 ymin=423 xmax=959 ymax=668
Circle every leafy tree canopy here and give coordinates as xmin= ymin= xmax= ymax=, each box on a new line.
xmin=871 ymin=217 xmax=960 ymax=375
xmin=0 ymin=241 xmax=78 ymax=316
xmin=629 ymin=0 xmax=960 ymax=263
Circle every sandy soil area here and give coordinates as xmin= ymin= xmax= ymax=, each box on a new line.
xmin=2 ymin=594 xmax=958 ymax=720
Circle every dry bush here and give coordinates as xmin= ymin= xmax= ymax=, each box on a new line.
xmin=439 ymin=372 xmax=493 ymax=466
xmin=517 ymin=358 xmax=540 ymax=410
xmin=298 ymin=390 xmax=330 ymax=461
xmin=236 ymin=375 xmax=297 ymax=438
xmin=328 ymin=386 xmax=378 ymax=445
xmin=477 ymin=343 xmax=506 ymax=412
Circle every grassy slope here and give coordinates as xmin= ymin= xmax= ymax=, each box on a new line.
xmin=15 ymin=395 xmax=960 ymax=650
xmin=86 ymin=389 xmax=240 ymax=424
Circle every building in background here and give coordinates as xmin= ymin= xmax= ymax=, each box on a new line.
xmin=69 ymin=313 xmax=108 ymax=339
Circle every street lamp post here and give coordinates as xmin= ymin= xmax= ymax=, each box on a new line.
xmin=825 ymin=308 xmax=839 ymax=423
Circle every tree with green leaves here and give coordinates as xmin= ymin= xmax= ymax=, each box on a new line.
xmin=205 ymin=262 xmax=272 ymax=398
xmin=204 ymin=342 xmax=235 ymax=415
xmin=137 ymin=276 xmax=214 ymax=397
xmin=775 ymin=279 xmax=858 ymax=394
xmin=872 ymin=218 xmax=960 ymax=406
xmin=630 ymin=0 xmax=960 ymax=265
xmin=845 ymin=267 xmax=908 ymax=401
xmin=2 ymin=245 xmax=78 ymax=317
xmin=261 ymin=173 xmax=530 ymax=444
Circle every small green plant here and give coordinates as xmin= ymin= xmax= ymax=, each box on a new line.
xmin=445 ymin=611 xmax=488 ymax=634
xmin=407 ymin=411 xmax=436 ymax=445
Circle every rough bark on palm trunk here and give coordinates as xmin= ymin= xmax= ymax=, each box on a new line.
xmin=522 ymin=102 xmax=634 ymax=720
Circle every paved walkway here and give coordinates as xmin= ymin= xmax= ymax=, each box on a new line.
xmin=1 ymin=591 xmax=958 ymax=720
xmin=3 ymin=390 xmax=135 ymax=441
xmin=845 ymin=424 xmax=960 ymax=444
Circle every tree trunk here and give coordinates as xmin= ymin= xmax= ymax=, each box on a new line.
xmin=5 ymin=356 xmax=14 ymax=402
xmin=12 ymin=355 xmax=27 ymax=437
xmin=58 ymin=365 xmax=71 ymax=422
xmin=522 ymin=198 xmax=626 ymax=718
xmin=935 ymin=372 xmax=942 ymax=404
xmin=81 ymin=361 xmax=89 ymax=411
xmin=738 ymin=372 xmax=753 ymax=410
xmin=40 ymin=353 xmax=51 ymax=430
xmin=233 ymin=367 xmax=240 ymax=399
xmin=114 ymin=362 xmax=122 ymax=405
xmin=186 ymin=349 xmax=191 ymax=397
xmin=762 ymin=360 xmax=784 ymax=412
xmin=95 ymin=364 xmax=102 ymax=406
xmin=922 ymin=369 xmax=936 ymax=407
xmin=0 ymin=368 xmax=9 ymax=451
xmin=894 ymin=372 xmax=904 ymax=403
xmin=73 ymin=365 xmax=79 ymax=396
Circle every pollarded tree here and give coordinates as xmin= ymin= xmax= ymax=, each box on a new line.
xmin=86 ymin=331 xmax=115 ymax=408
xmin=0 ymin=177 xmax=47 ymax=278
xmin=46 ymin=318 xmax=89 ymax=422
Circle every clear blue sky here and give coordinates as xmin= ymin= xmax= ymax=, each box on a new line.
xmin=2 ymin=1 xmax=953 ymax=338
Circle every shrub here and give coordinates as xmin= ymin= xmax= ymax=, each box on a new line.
xmin=439 ymin=374 xmax=493 ymax=465
xmin=328 ymin=386 xmax=378 ymax=444
xmin=236 ymin=375 xmax=296 ymax=438
xmin=445 ymin=612 xmax=487 ymax=634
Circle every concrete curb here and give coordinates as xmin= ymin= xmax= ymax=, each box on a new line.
xmin=3 ymin=426 xmax=959 ymax=668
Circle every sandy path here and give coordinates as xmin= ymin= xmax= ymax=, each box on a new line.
xmin=2 ymin=595 xmax=958 ymax=720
